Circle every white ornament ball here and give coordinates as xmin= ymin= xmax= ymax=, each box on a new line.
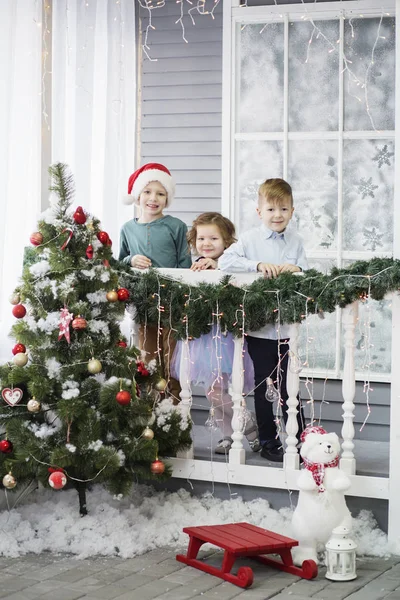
xmin=13 ymin=353 xmax=28 ymax=367
xmin=2 ymin=474 xmax=17 ymax=489
xmin=27 ymin=399 xmax=41 ymax=413
xmin=88 ymin=358 xmax=102 ymax=374
xmin=9 ymin=293 xmax=20 ymax=305
xmin=143 ymin=427 xmax=154 ymax=440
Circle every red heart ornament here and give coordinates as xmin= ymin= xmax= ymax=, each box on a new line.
xmin=2 ymin=388 xmax=23 ymax=406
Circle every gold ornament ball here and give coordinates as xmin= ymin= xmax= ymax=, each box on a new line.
xmin=143 ymin=427 xmax=154 ymax=440
xmin=106 ymin=290 xmax=119 ymax=303
xmin=88 ymin=358 xmax=102 ymax=374
xmin=9 ymin=293 xmax=20 ymax=305
xmin=2 ymin=474 xmax=16 ymax=489
xmin=27 ymin=399 xmax=41 ymax=413
xmin=155 ymin=378 xmax=167 ymax=392
xmin=13 ymin=352 xmax=28 ymax=367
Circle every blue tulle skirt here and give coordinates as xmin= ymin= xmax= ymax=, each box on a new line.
xmin=171 ymin=329 xmax=255 ymax=393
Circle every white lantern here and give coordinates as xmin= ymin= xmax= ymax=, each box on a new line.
xmin=325 ymin=526 xmax=357 ymax=581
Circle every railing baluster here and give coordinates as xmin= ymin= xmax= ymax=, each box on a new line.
xmin=177 ymin=339 xmax=194 ymax=459
xmin=340 ymin=301 xmax=358 ymax=475
xmin=284 ymin=323 xmax=300 ymax=470
xmin=229 ymin=337 xmax=246 ymax=464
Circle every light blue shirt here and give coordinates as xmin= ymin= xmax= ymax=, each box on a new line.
xmin=218 ymin=224 xmax=309 ymax=274
xmin=219 ymin=224 xmax=309 ymax=339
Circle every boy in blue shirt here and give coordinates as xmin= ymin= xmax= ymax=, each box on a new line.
xmin=219 ymin=178 xmax=308 ymax=461
xmin=119 ymin=163 xmax=191 ymax=402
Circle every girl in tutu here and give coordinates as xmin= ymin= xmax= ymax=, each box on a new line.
xmin=172 ymin=212 xmax=260 ymax=454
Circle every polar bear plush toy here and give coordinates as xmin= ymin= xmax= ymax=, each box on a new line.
xmin=291 ymin=426 xmax=352 ymax=565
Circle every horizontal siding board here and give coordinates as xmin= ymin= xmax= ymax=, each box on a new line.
xmin=144 ymin=42 xmax=222 ymax=59
xmin=142 ymin=114 xmax=221 ymax=128
xmin=142 ymin=84 xmax=222 ymax=101
xmin=169 ymin=170 xmax=220 ymax=184
xmin=141 ymin=125 xmax=222 ymax=141
xmin=142 ymin=141 xmax=221 ymax=155
xmin=144 ymin=27 xmax=222 ymax=45
xmin=143 ymin=56 xmax=220 ymax=73
xmin=142 ymin=153 xmax=221 ymax=171
xmin=169 ymin=198 xmax=221 ymax=212
xmin=164 ymin=210 xmax=221 ymax=226
xmin=143 ymin=98 xmax=221 ymax=115
xmin=175 ymin=184 xmax=221 ymax=197
xmin=140 ymin=13 xmax=222 ymax=29
xmin=143 ymin=71 xmax=222 ymax=86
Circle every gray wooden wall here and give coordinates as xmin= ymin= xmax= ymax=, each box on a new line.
xmin=138 ymin=0 xmax=222 ymax=225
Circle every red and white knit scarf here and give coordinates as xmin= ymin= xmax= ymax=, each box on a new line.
xmin=302 ymin=455 xmax=340 ymax=493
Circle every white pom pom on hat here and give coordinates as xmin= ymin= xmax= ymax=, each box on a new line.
xmin=123 ymin=162 xmax=175 ymax=206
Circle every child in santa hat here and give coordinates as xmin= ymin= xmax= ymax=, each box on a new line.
xmin=119 ymin=163 xmax=191 ymax=402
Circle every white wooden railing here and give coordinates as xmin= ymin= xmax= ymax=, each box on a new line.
xmin=128 ymin=269 xmax=395 ymax=544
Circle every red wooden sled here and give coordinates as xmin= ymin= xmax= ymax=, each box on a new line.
xmin=176 ymin=522 xmax=318 ymax=588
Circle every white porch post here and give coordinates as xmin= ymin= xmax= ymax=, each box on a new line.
xmin=388 ymin=0 xmax=400 ymax=548
xmin=229 ymin=336 xmax=246 ymax=464
xmin=340 ymin=301 xmax=358 ymax=475
xmin=284 ymin=323 xmax=300 ymax=470
xmin=177 ymin=339 xmax=194 ymax=459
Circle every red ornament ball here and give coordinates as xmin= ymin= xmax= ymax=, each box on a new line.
xmin=150 ymin=459 xmax=165 ymax=475
xmin=116 ymin=390 xmax=131 ymax=406
xmin=86 ymin=244 xmax=94 ymax=259
xmin=12 ymin=343 xmax=26 ymax=355
xmin=72 ymin=316 xmax=87 ymax=330
xmin=73 ymin=206 xmax=87 ymax=225
xmin=106 ymin=238 xmax=112 ymax=247
xmin=0 ymin=440 xmax=13 ymax=454
xmin=48 ymin=471 xmax=67 ymax=490
xmin=117 ymin=340 xmax=128 ymax=348
xmin=12 ymin=304 xmax=26 ymax=319
xmin=97 ymin=231 xmax=109 ymax=245
xmin=117 ymin=288 xmax=130 ymax=302
xmin=30 ymin=232 xmax=43 ymax=246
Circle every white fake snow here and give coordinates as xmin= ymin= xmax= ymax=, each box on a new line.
xmin=0 ymin=484 xmax=394 ymax=559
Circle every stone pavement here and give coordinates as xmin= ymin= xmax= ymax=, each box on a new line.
xmin=0 ymin=548 xmax=399 ymax=600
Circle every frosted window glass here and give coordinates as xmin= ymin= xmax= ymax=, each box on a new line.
xmin=344 ymin=17 xmax=395 ymax=131
xmin=288 ymin=20 xmax=339 ymax=131
xmin=239 ymin=22 xmax=284 ymax=133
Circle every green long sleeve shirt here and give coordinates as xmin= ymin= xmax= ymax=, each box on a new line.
xmin=118 ymin=215 xmax=192 ymax=269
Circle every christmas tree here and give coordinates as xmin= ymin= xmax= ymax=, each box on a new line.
xmin=0 ymin=164 xmax=191 ymax=515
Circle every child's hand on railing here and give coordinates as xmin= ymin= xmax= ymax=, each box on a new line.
xmin=190 ymin=258 xmax=218 ymax=271
xmin=131 ymin=254 xmax=152 ymax=269
xmin=257 ymin=262 xmax=280 ymax=278
xmin=279 ymin=264 xmax=301 ymax=274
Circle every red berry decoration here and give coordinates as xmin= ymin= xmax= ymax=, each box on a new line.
xmin=86 ymin=244 xmax=94 ymax=259
xmin=136 ymin=361 xmax=149 ymax=377
xmin=97 ymin=231 xmax=109 ymax=245
xmin=151 ymin=459 xmax=165 ymax=475
xmin=103 ymin=259 xmax=110 ymax=268
xmin=116 ymin=390 xmax=131 ymax=406
xmin=72 ymin=316 xmax=87 ymax=330
xmin=117 ymin=288 xmax=130 ymax=302
xmin=12 ymin=304 xmax=26 ymax=319
xmin=117 ymin=340 xmax=127 ymax=348
xmin=73 ymin=206 xmax=87 ymax=225
xmin=0 ymin=440 xmax=13 ymax=454
xmin=48 ymin=471 xmax=67 ymax=490
xmin=12 ymin=343 xmax=26 ymax=355
xmin=30 ymin=232 xmax=43 ymax=246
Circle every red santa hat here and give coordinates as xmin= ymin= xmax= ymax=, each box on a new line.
xmin=123 ymin=163 xmax=175 ymax=206
xmin=300 ymin=424 xmax=327 ymax=443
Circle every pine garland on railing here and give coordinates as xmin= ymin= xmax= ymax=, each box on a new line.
xmin=117 ymin=257 xmax=400 ymax=340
